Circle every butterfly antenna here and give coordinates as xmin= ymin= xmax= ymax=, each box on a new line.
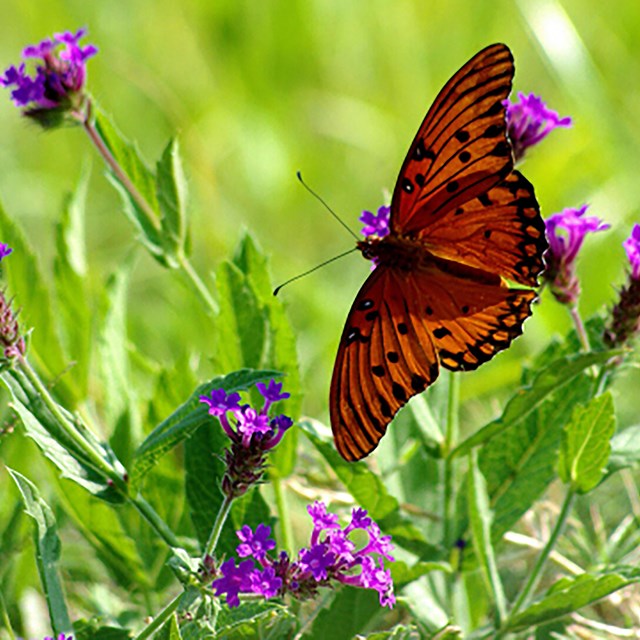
xmin=296 ymin=171 xmax=360 ymax=241
xmin=273 ymin=247 xmax=358 ymax=296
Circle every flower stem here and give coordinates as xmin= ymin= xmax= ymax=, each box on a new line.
xmin=133 ymin=591 xmax=182 ymax=640
xmin=79 ymin=101 xmax=160 ymax=233
xmin=569 ymin=304 xmax=591 ymax=353
xmin=272 ymin=476 xmax=293 ymax=553
xmin=15 ymin=357 xmax=123 ymax=485
xmin=129 ymin=494 xmax=181 ymax=549
xmin=204 ymin=494 xmax=234 ymax=559
xmin=177 ymin=252 xmax=219 ymax=316
xmin=506 ymin=488 xmax=576 ymax=624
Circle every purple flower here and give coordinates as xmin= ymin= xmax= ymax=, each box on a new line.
xmin=504 ymin=92 xmax=572 ymax=162
xmin=249 ymin=566 xmax=283 ymax=598
xmin=212 ymin=502 xmax=395 ymax=609
xmin=1 ymin=28 xmax=97 ymax=126
xmin=236 ymin=524 xmax=276 ymax=561
xmin=604 ymin=224 xmax=640 ymax=348
xmin=0 ymin=243 xmax=12 ymax=261
xmin=543 ymin=205 xmax=610 ymax=305
xmin=623 ymin=224 xmax=640 ymax=281
xmin=360 ymin=205 xmax=390 ymax=238
xmin=212 ymin=558 xmax=255 ymax=607
xmin=44 ymin=635 xmax=73 ymax=640
xmin=199 ymin=379 xmax=293 ymax=499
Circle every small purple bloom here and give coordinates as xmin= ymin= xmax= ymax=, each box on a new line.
xmin=345 ymin=507 xmax=373 ymax=533
xmin=256 ymin=379 xmax=290 ymax=405
xmin=308 ymin=501 xmax=340 ymax=543
xmin=212 ymin=558 xmax=255 ymax=608
xmin=504 ymin=92 xmax=572 ymax=162
xmin=199 ymin=388 xmax=242 ymax=417
xmin=236 ymin=407 xmax=271 ymax=447
xmin=543 ymin=205 xmax=610 ymax=305
xmin=299 ymin=543 xmax=336 ymax=581
xmin=623 ymin=224 xmax=640 ymax=281
xmin=360 ymin=522 xmax=395 ymax=561
xmin=0 ymin=243 xmax=12 ymax=261
xmin=360 ymin=205 xmax=390 ymax=238
xmin=359 ymin=556 xmax=396 ymax=608
xmin=1 ymin=28 xmax=97 ymax=126
xmin=236 ymin=523 xmax=276 ymax=560
xmin=249 ymin=566 xmax=283 ymax=599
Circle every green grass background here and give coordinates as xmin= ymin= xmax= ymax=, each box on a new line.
xmin=0 ymin=0 xmax=638 ymax=428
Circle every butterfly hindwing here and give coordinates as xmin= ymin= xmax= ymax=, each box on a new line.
xmin=416 ymin=170 xmax=547 ymax=287
xmin=390 ymin=43 xmax=515 ymax=235
xmin=330 ymin=268 xmax=439 ymax=461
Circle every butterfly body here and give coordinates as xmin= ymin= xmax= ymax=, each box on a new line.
xmin=330 ymin=44 xmax=548 ymax=462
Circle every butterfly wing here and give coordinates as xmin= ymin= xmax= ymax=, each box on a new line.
xmin=390 ymin=43 xmax=515 ymax=235
xmin=330 ymin=261 xmax=535 ymax=461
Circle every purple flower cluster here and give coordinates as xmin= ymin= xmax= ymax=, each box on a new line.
xmin=605 ymin=224 xmax=640 ymax=347
xmin=543 ymin=205 xmax=610 ymax=305
xmin=212 ymin=501 xmax=395 ymax=609
xmin=504 ymin=92 xmax=572 ymax=162
xmin=1 ymin=28 xmax=97 ymax=123
xmin=200 ymin=380 xmax=293 ymax=498
xmin=360 ymin=205 xmax=390 ymax=239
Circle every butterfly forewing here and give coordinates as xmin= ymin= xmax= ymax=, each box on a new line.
xmin=330 ymin=268 xmax=439 ymax=461
xmin=390 ymin=43 xmax=515 ymax=235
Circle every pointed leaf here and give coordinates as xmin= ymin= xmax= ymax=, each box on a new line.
xmin=452 ymin=351 xmax=617 ymax=458
xmin=558 ymin=392 xmax=616 ymax=493
xmin=467 ymin=453 xmax=506 ymax=622
xmin=506 ymin=572 xmax=635 ymax=631
xmin=7 ymin=469 xmax=73 ymax=637
xmin=132 ymin=369 xmax=281 ymax=485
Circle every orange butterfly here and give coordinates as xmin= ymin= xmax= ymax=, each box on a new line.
xmin=330 ymin=44 xmax=548 ymax=461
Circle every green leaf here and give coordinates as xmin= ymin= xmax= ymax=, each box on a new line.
xmin=156 ymin=613 xmax=183 ymax=640
xmin=467 ymin=453 xmax=506 ymax=622
xmin=0 ymin=201 xmax=69 ymax=398
xmin=474 ymin=373 xmax=593 ymax=542
xmin=608 ymin=425 xmax=640 ymax=474
xmin=310 ymin=587 xmax=382 ymax=640
xmin=132 ymin=368 xmax=280 ymax=485
xmin=156 ymin=138 xmax=188 ymax=257
xmin=303 ymin=422 xmax=440 ymax=558
xmin=452 ymin=351 xmax=616 ymax=458
xmin=2 ymin=369 xmax=124 ymax=503
xmin=54 ymin=164 xmax=91 ymax=399
xmin=216 ymin=602 xmax=295 ymax=639
xmin=390 ymin=560 xmax=453 ymax=587
xmin=558 ymin=392 xmax=616 ymax=493
xmin=7 ymin=468 xmax=73 ymax=637
xmin=73 ymin=619 xmax=133 ymax=640
xmin=506 ymin=572 xmax=635 ymax=631
xmin=93 ymin=109 xmax=166 ymax=263
xmin=97 ymin=260 xmax=142 ymax=466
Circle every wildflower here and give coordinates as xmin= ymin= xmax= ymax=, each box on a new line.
xmin=211 ymin=501 xmax=396 ymax=609
xmin=504 ymin=92 xmax=572 ymax=162
xmin=0 ymin=290 xmax=26 ymax=364
xmin=199 ymin=380 xmax=294 ymax=498
xmin=543 ymin=205 xmax=610 ymax=305
xmin=604 ymin=224 xmax=640 ymax=347
xmin=1 ymin=28 xmax=97 ymax=127
xmin=0 ymin=243 xmax=12 ymax=261
xmin=360 ymin=205 xmax=390 ymax=239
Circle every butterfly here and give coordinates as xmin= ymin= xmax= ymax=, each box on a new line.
xmin=330 ymin=43 xmax=548 ymax=461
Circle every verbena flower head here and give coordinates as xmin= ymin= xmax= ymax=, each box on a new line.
xmin=504 ymin=92 xmax=572 ymax=162
xmin=543 ymin=205 xmax=610 ymax=305
xmin=199 ymin=380 xmax=293 ymax=498
xmin=604 ymin=224 xmax=640 ymax=348
xmin=360 ymin=205 xmax=390 ymax=239
xmin=211 ymin=501 xmax=395 ymax=610
xmin=1 ymin=28 xmax=97 ymax=128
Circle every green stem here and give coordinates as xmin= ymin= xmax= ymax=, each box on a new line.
xmin=16 ymin=358 xmax=122 ymax=485
xmin=133 ymin=591 xmax=182 ymax=640
xmin=204 ymin=494 xmax=234 ymax=559
xmin=0 ymin=589 xmax=16 ymax=640
xmin=129 ymin=494 xmax=181 ymax=549
xmin=177 ymin=253 xmax=219 ymax=316
xmin=507 ymin=488 xmax=576 ymax=623
xmin=442 ymin=372 xmax=460 ymax=548
xmin=272 ymin=477 xmax=293 ymax=553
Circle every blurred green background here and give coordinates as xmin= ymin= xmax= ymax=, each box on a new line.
xmin=1 ymin=0 xmax=639 ymax=427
